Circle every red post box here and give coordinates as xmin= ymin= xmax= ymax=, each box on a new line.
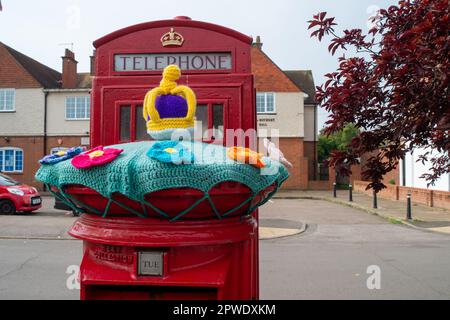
xmin=57 ymin=17 xmax=284 ymax=300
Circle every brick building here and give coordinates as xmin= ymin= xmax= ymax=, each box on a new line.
xmin=284 ymin=70 xmax=318 ymax=181
xmin=1 ymin=38 xmax=317 ymax=190
xmin=251 ymin=38 xmax=318 ymax=189
xmin=0 ymin=43 xmax=90 ymax=189
xmin=44 ymin=50 xmax=91 ymax=161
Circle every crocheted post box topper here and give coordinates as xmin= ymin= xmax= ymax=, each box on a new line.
xmin=143 ymin=65 xmax=196 ymax=140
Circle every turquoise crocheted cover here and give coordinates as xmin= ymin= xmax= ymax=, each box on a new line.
xmin=35 ymin=141 xmax=289 ymax=218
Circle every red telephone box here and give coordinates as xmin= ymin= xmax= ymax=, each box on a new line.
xmin=90 ymin=16 xmax=255 ymax=147
xmin=68 ymin=17 xmax=262 ymax=300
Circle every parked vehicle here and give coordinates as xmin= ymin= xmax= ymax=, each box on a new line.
xmin=0 ymin=173 xmax=42 ymax=214
xmin=54 ymin=196 xmax=79 ymax=216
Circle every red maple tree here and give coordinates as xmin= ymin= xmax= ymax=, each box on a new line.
xmin=308 ymin=0 xmax=449 ymax=191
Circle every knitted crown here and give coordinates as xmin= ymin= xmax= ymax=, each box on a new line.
xmin=143 ymin=65 xmax=196 ymax=139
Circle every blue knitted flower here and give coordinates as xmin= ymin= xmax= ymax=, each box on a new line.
xmin=40 ymin=146 xmax=85 ymax=165
xmin=147 ymin=141 xmax=194 ymax=165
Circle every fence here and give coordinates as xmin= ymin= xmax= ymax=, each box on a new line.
xmin=353 ymin=180 xmax=450 ymax=210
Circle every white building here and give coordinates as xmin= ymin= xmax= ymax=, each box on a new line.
xmin=400 ymin=148 xmax=450 ymax=191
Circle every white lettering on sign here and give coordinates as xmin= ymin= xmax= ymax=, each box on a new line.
xmin=114 ymin=53 xmax=232 ymax=72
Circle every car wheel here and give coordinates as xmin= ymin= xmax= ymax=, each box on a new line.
xmin=72 ymin=210 xmax=80 ymax=217
xmin=0 ymin=200 xmax=16 ymax=215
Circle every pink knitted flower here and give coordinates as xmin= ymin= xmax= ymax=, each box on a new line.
xmin=71 ymin=146 xmax=123 ymax=169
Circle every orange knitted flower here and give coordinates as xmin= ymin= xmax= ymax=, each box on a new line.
xmin=226 ymin=147 xmax=266 ymax=168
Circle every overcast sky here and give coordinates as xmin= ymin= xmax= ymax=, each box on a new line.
xmin=0 ymin=0 xmax=397 ymax=129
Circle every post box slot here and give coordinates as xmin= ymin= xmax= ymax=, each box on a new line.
xmin=84 ymin=285 xmax=218 ymax=300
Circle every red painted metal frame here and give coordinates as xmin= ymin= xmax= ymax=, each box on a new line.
xmin=113 ymin=98 xmax=229 ymax=144
xmin=70 ymin=214 xmax=258 ymax=300
xmin=91 ymin=78 xmax=254 ymax=147
xmin=73 ymin=17 xmax=258 ymax=300
xmin=108 ymin=48 xmax=237 ymax=77
xmin=93 ymin=19 xmax=252 ymax=51
xmin=62 ymin=182 xmax=275 ymax=220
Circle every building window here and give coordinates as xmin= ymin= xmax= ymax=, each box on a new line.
xmin=0 ymin=89 xmax=15 ymax=112
xmin=0 ymin=148 xmax=23 ymax=173
xmin=66 ymin=96 xmax=90 ymax=120
xmin=256 ymin=92 xmax=276 ymax=114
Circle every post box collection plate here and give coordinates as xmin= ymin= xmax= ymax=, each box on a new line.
xmin=138 ymin=252 xmax=164 ymax=276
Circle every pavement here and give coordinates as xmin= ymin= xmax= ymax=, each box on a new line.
xmin=0 ymin=196 xmax=304 ymax=240
xmin=0 ymin=196 xmax=77 ymax=240
xmin=258 ymin=198 xmax=450 ymax=299
xmin=274 ymin=190 xmax=450 ymax=234
xmin=1 ymin=195 xmax=450 ymax=299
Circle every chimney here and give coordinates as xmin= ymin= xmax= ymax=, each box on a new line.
xmin=90 ymin=50 xmax=96 ymax=75
xmin=62 ymin=49 xmax=78 ymax=89
xmin=255 ymin=35 xmax=263 ymax=49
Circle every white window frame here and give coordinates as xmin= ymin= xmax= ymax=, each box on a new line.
xmin=0 ymin=89 xmax=16 ymax=112
xmin=256 ymin=92 xmax=276 ymax=114
xmin=65 ymin=96 xmax=90 ymax=120
xmin=0 ymin=147 xmax=23 ymax=173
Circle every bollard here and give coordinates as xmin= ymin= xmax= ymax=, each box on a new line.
xmin=333 ymin=183 xmax=337 ymax=198
xmin=349 ymin=184 xmax=353 ymax=202
xmin=373 ymin=190 xmax=378 ymax=209
xmin=406 ymin=192 xmax=412 ymax=220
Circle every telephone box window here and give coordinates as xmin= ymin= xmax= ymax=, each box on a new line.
xmin=119 ymin=104 xmax=152 ymax=142
xmin=195 ymin=103 xmax=224 ymax=142
xmin=212 ymin=104 xmax=224 ymax=130
xmin=120 ymin=106 xmax=131 ymax=142
xmin=135 ymin=105 xmax=148 ymax=141
xmin=195 ymin=104 xmax=208 ymax=138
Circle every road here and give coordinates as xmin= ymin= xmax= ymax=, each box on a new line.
xmin=0 ymin=197 xmax=450 ymax=299
xmin=259 ymin=199 xmax=450 ymax=299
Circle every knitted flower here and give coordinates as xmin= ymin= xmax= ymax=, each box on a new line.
xmin=226 ymin=147 xmax=266 ymax=169
xmin=71 ymin=146 xmax=123 ymax=169
xmin=40 ymin=146 xmax=85 ymax=165
xmin=147 ymin=141 xmax=194 ymax=165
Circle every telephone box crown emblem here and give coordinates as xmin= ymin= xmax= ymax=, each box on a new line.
xmin=161 ymin=28 xmax=184 ymax=47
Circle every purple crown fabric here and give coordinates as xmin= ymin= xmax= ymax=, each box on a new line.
xmin=152 ymin=94 xmax=188 ymax=120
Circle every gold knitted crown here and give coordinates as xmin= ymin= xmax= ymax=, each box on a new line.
xmin=143 ymin=65 xmax=196 ymax=133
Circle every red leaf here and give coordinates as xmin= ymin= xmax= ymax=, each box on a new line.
xmin=308 ymin=0 xmax=450 ymax=191
xmin=308 ymin=20 xmax=320 ymax=29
